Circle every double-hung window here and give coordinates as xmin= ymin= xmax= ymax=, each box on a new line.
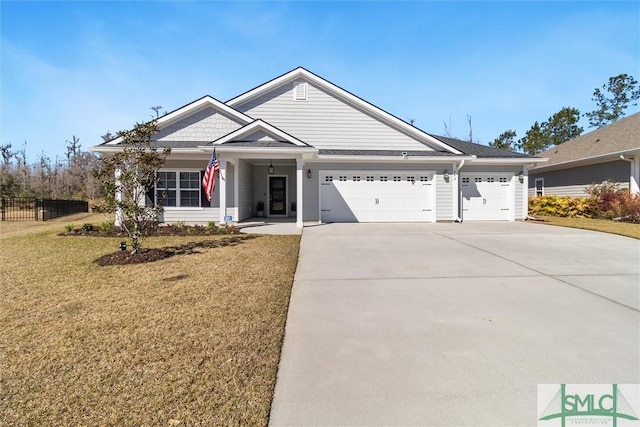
xmin=157 ymin=171 xmax=201 ymax=207
xmin=534 ymin=178 xmax=544 ymax=197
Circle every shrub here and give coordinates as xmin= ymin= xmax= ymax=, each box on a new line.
xmin=610 ymin=191 xmax=640 ymax=223
xmin=82 ymin=223 xmax=94 ymax=232
xmin=586 ymin=180 xmax=622 ymax=216
xmin=206 ymin=221 xmax=217 ymax=231
xmin=529 ymin=196 xmax=594 ymax=218
xmin=186 ymin=227 xmax=196 ymax=235
xmin=100 ymin=220 xmax=115 ymax=233
xmin=175 ymin=221 xmax=185 ymax=228
xmin=64 ymin=224 xmax=75 ymax=232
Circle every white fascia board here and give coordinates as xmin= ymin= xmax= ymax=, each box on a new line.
xmin=159 ymin=96 xmax=253 ymax=127
xmin=99 ymin=96 xmax=254 ymax=147
xmin=313 ymin=155 xmax=475 ymax=163
xmin=199 ymin=146 xmax=317 ymax=155
xmin=213 ymin=120 xmax=309 ymax=146
xmin=530 ymin=148 xmax=640 ymax=172
xmin=91 ymin=145 xmax=204 ymax=155
xmin=466 ymin=157 xmax=547 ymax=166
xmin=227 ymin=68 xmax=464 ymax=155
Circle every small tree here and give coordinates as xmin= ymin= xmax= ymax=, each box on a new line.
xmin=94 ymin=120 xmax=170 ymax=253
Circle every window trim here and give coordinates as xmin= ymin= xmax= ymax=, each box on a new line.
xmin=156 ymin=169 xmax=203 ymax=208
xmin=535 ymin=177 xmax=544 ymax=197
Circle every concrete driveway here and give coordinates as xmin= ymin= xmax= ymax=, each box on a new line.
xmin=269 ymin=222 xmax=640 ymax=426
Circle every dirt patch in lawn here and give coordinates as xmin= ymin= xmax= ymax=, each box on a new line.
xmin=1 ymin=221 xmax=300 ymax=426
xmin=95 ymin=235 xmax=255 ymax=265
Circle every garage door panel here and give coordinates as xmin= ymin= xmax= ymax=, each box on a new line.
xmin=320 ymin=171 xmax=435 ymax=223
xmin=461 ymin=174 xmax=514 ymax=221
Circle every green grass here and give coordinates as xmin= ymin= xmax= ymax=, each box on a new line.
xmin=0 ymin=214 xmax=300 ymax=426
xmin=532 ymin=215 xmax=640 ymax=239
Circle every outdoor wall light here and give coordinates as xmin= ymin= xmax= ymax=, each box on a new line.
xmin=443 ymin=170 xmax=450 ymax=183
xmin=518 ymin=171 xmax=524 ymax=183
xmin=307 ymin=169 xmax=312 ymax=179
xmin=120 ymin=241 xmax=127 ymax=251
xmin=268 ymin=160 xmax=274 ymax=175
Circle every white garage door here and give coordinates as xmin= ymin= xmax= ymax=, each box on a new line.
xmin=461 ymin=173 xmax=514 ymax=221
xmin=320 ymin=171 xmax=435 ymax=223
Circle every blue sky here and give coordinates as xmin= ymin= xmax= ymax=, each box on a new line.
xmin=2 ymin=1 xmax=638 ymax=163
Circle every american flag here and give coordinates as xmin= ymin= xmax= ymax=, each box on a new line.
xmin=202 ymin=147 xmax=220 ymax=202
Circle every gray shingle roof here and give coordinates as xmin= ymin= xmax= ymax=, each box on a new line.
xmin=430 ymin=135 xmax=535 ymax=158
xmin=534 ymin=112 xmax=640 ymax=167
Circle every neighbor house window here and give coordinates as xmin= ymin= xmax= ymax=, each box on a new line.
xmin=157 ymin=171 xmax=201 ymax=207
xmin=535 ymin=178 xmax=544 ymax=197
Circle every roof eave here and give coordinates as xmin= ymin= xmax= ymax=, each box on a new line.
xmin=530 ymin=148 xmax=640 ymax=172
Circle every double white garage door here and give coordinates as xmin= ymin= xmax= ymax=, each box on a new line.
xmin=320 ymin=171 xmax=435 ymax=223
xmin=320 ymin=170 xmax=515 ymax=223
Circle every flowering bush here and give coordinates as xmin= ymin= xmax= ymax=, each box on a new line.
xmin=585 ymin=180 xmax=640 ymax=222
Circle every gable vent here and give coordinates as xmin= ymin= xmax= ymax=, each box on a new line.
xmin=293 ymin=81 xmax=308 ymax=101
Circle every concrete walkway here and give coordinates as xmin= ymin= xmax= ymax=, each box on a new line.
xmin=269 ymin=222 xmax=640 ymax=426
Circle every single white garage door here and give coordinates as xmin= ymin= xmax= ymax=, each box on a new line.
xmin=320 ymin=171 xmax=435 ymax=223
xmin=461 ymin=173 xmax=514 ymax=221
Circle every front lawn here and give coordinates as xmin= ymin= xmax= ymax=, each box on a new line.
xmin=0 ymin=214 xmax=300 ymax=426
xmin=532 ymin=215 xmax=640 ymax=239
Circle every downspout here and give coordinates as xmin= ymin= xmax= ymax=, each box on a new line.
xmin=454 ymin=159 xmax=465 ymax=222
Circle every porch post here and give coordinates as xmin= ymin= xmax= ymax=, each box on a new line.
xmin=296 ymin=157 xmax=304 ymax=228
xmin=522 ymin=167 xmax=529 ymax=220
xmin=115 ymin=167 xmax=123 ymax=227
xmin=631 ymin=155 xmax=639 ymax=195
xmin=219 ymin=156 xmax=227 ymax=224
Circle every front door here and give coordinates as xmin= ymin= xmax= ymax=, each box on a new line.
xmin=269 ymin=176 xmax=287 ymax=215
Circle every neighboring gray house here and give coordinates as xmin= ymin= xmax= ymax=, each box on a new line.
xmin=93 ymin=67 xmax=543 ymax=227
xmin=529 ymin=112 xmax=640 ymax=198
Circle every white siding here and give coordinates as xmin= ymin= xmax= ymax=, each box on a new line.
xmin=161 ymin=208 xmax=219 ymax=225
xmin=236 ymin=79 xmax=434 ymax=151
xmin=155 ymin=107 xmax=243 ymax=142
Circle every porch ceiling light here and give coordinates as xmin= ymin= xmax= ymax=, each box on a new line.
xmin=268 ymin=160 xmax=274 ymax=175
xmin=307 ymin=169 xmax=312 ymax=179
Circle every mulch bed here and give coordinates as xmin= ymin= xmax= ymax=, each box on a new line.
xmin=94 ymin=248 xmax=176 ymax=266
xmin=60 ymin=223 xmax=248 ymax=266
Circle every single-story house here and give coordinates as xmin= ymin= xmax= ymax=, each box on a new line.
xmin=93 ymin=67 xmax=546 ymax=227
xmin=529 ymin=112 xmax=640 ymax=198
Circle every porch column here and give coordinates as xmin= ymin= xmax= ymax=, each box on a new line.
xmin=115 ymin=167 xmax=123 ymax=227
xmin=522 ymin=167 xmax=529 ymax=219
xmin=631 ymin=155 xmax=639 ymax=195
xmin=219 ymin=156 xmax=227 ymax=224
xmin=234 ymin=159 xmax=240 ymax=221
xmin=296 ymin=157 xmax=304 ymax=228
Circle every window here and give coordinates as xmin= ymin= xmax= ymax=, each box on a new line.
xmin=325 ymin=176 xmax=333 ymax=182
xmin=157 ymin=171 xmax=202 ymax=207
xmin=535 ymin=178 xmax=544 ymax=197
xmin=380 ymin=176 xmax=388 ymax=182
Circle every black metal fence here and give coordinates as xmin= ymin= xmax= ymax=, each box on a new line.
xmin=0 ymin=197 xmax=89 ymax=221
